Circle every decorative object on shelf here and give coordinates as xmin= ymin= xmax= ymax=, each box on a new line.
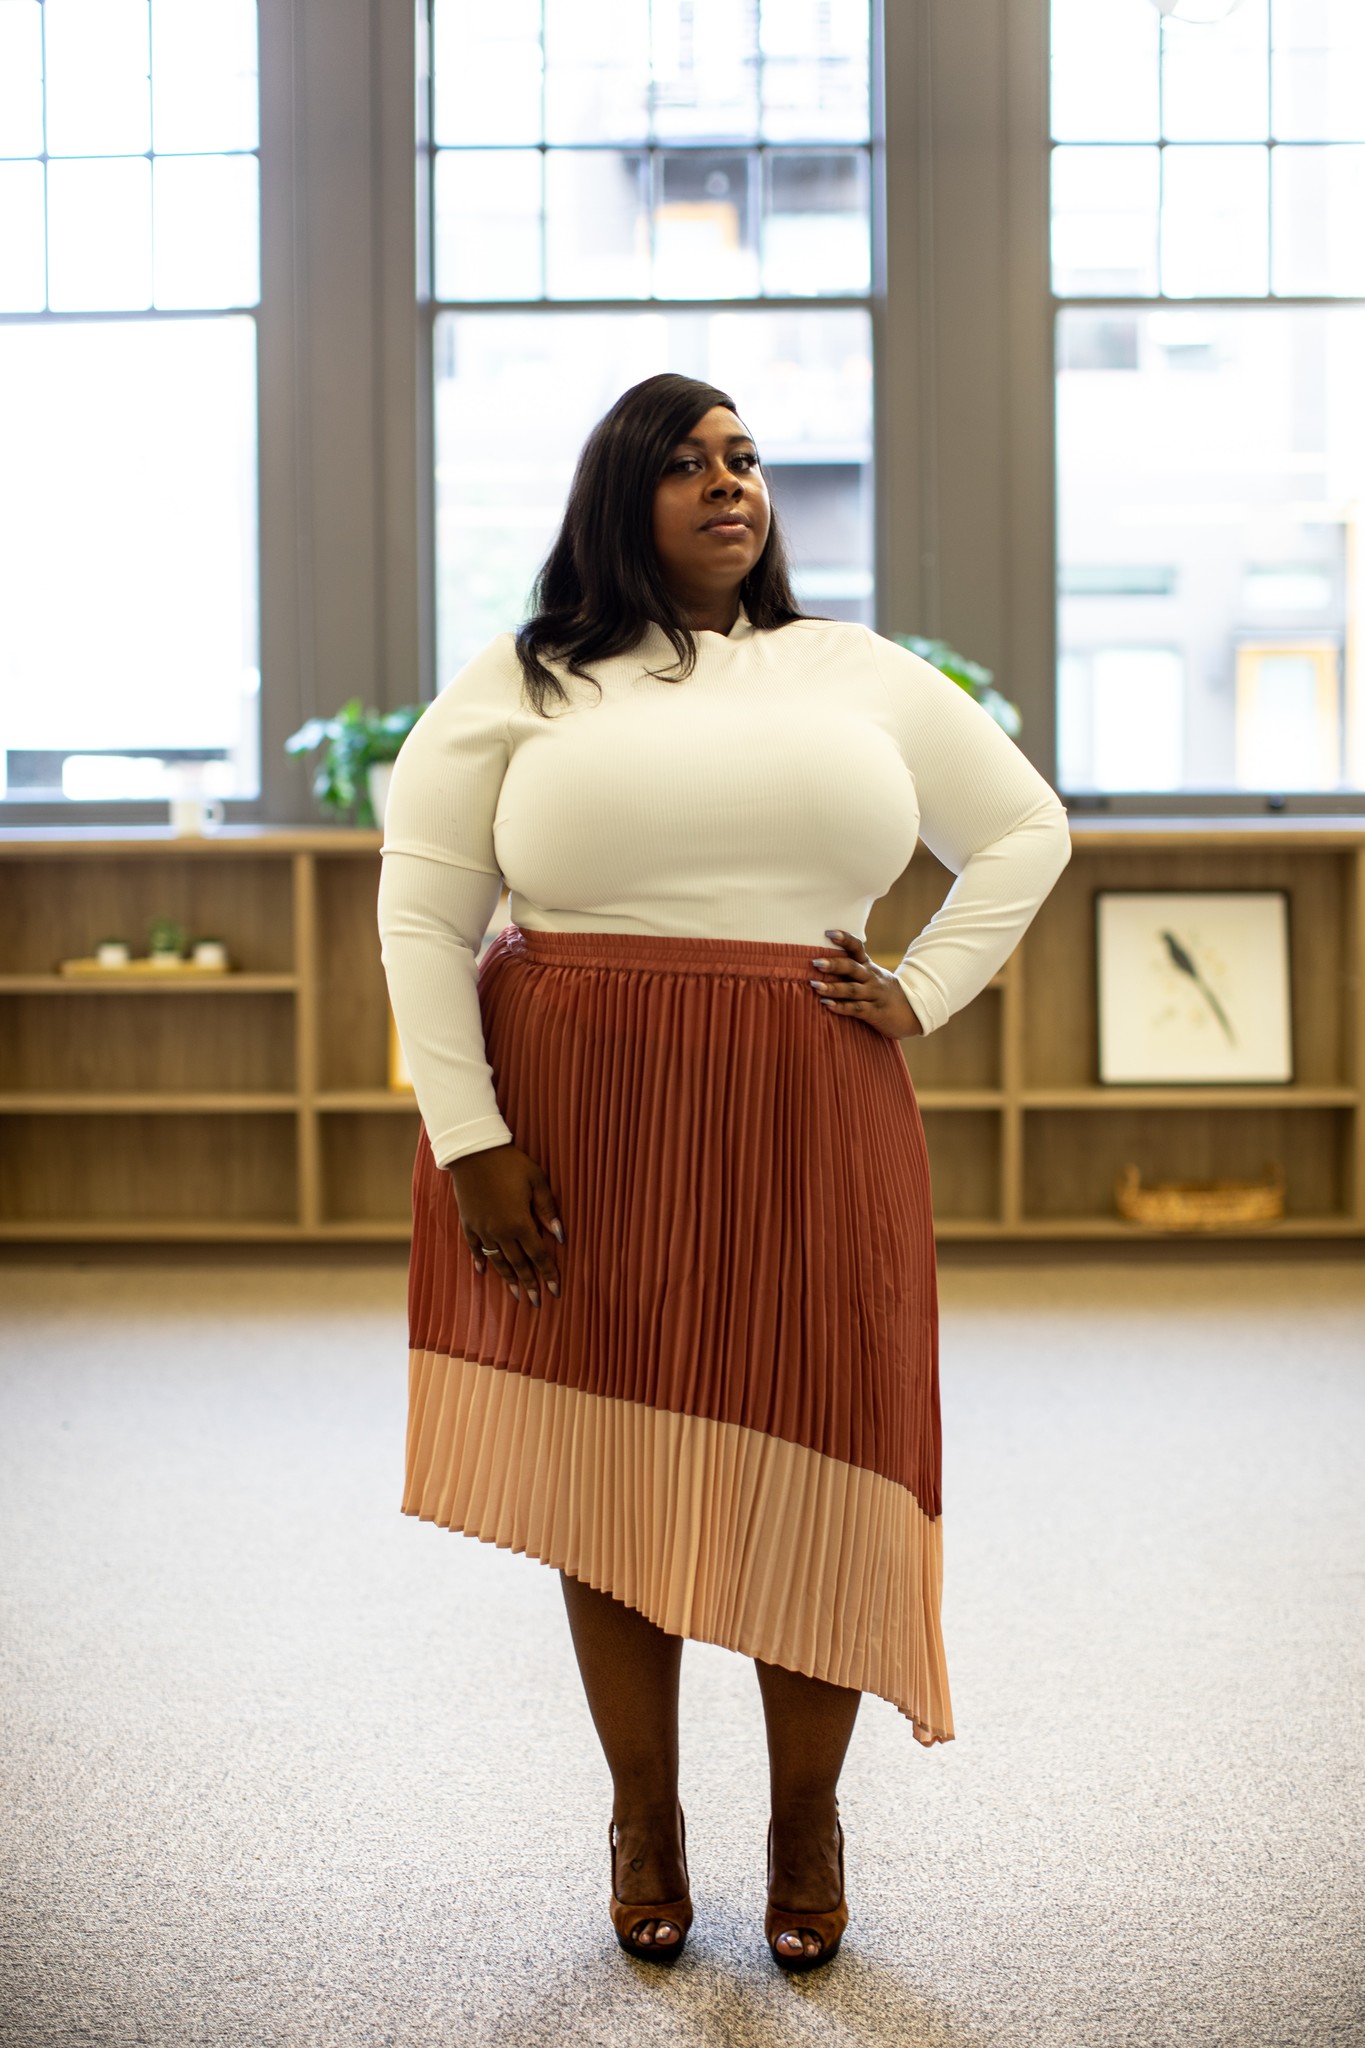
xmin=1096 ymin=891 xmax=1293 ymax=1085
xmin=284 ymin=701 xmax=427 ymax=827
xmin=388 ymin=1005 xmax=415 ymax=1093
xmin=191 ymin=938 xmax=230 ymax=970
xmin=59 ymin=955 xmax=233 ymax=977
xmin=95 ymin=939 xmax=131 ymax=968
xmin=148 ymin=916 xmax=189 ymax=966
xmin=892 ymin=636 xmax=1021 ymax=737
xmin=1116 ymin=1163 xmax=1286 ymax=1231
xmin=169 ymin=794 xmax=226 ymax=836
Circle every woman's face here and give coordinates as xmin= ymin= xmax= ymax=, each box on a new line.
xmin=651 ymin=405 xmax=772 ymax=617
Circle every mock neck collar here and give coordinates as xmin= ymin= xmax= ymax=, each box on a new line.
xmin=635 ymin=604 xmax=754 ymax=667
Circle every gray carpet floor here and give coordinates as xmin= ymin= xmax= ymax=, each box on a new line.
xmin=1 ymin=1254 xmax=1362 ymax=2048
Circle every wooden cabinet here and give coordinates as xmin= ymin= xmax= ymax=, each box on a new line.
xmin=871 ymin=820 xmax=1365 ymax=1238
xmin=2 ymin=822 xmax=1362 ymax=1241
xmin=0 ymin=829 xmax=416 ymax=1240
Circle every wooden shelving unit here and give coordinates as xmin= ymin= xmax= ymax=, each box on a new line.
xmin=1 ymin=820 xmax=1362 ymax=1242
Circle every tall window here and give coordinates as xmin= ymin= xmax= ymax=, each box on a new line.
xmin=1051 ymin=0 xmax=1365 ymax=797
xmin=425 ymin=0 xmax=874 ymax=680
xmin=0 ymin=0 xmax=260 ymax=805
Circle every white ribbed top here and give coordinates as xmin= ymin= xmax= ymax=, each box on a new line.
xmin=377 ymin=614 xmax=1071 ymax=1167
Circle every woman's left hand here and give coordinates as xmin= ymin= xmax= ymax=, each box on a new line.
xmin=809 ymin=929 xmax=924 ymax=1041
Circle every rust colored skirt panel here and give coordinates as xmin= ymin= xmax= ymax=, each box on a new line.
xmin=404 ymin=924 xmax=953 ymax=1744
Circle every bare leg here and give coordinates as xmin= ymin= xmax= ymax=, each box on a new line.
xmin=559 ymin=1572 xmax=688 ymax=1950
xmin=755 ymin=1658 xmax=861 ymax=1961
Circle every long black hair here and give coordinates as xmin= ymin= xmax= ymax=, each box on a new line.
xmin=514 ymin=372 xmax=805 ymax=716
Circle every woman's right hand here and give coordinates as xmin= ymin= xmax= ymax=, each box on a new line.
xmin=448 ymin=1143 xmax=565 ymax=1307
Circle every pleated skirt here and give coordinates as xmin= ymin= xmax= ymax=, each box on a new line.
xmin=404 ymin=923 xmax=954 ymax=1745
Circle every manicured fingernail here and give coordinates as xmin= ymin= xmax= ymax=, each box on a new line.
xmin=548 ymin=1278 xmax=560 ymax=1297
xmin=509 ymin=1284 xmax=520 ymax=1301
xmin=551 ymin=1219 xmax=565 ymax=1243
xmin=810 ymin=978 xmax=826 ymax=991
xmin=474 ymin=1259 xmax=485 ymax=1274
xmin=528 ymin=1290 xmax=540 ymax=1308
xmin=825 ymin=929 xmax=841 ymax=939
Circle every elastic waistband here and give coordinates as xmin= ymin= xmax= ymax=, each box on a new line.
xmin=490 ymin=922 xmax=836 ymax=982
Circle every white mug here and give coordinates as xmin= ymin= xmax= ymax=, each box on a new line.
xmin=169 ymin=796 xmax=226 ymax=837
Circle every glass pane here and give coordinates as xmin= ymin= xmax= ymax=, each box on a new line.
xmin=434 ymin=149 xmax=542 ymax=301
xmin=1050 ymin=0 xmax=1159 ymax=143
xmin=543 ymin=0 xmax=649 ymax=144
xmin=432 ymin=0 xmax=542 ymax=147
xmin=433 ymin=306 xmax=873 ymax=676
xmin=1051 ymin=146 xmax=1159 ymax=297
xmin=654 ymin=153 xmax=757 ymax=298
xmin=44 ymin=0 xmax=150 ymax=157
xmin=1161 ymin=146 xmax=1269 ymax=296
xmin=1056 ymin=304 xmax=1365 ymax=794
xmin=0 ymin=318 xmax=259 ymax=799
xmin=151 ymin=0 xmax=259 ymax=154
xmin=651 ymin=0 xmax=758 ymax=143
xmin=544 ymin=151 xmax=649 ymax=299
xmin=1091 ymin=649 xmax=1185 ymax=791
xmin=153 ymin=153 xmax=259 ymax=307
xmin=0 ymin=0 xmax=44 ymax=156
xmin=1273 ymin=144 xmax=1365 ymax=294
xmin=47 ymin=156 xmax=152 ymax=310
xmin=1161 ymin=1 xmax=1269 ymax=141
xmin=760 ymin=0 xmax=870 ymax=143
xmin=762 ymin=150 xmax=869 ymax=295
xmin=1236 ymin=651 xmax=1338 ymax=788
xmin=1273 ymin=0 xmax=1365 ymax=141
xmin=0 ymin=159 xmax=45 ymax=309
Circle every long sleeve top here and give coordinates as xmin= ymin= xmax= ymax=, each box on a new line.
xmin=377 ymin=613 xmax=1071 ymax=1168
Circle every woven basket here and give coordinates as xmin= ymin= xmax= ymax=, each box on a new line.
xmin=1115 ymin=1162 xmax=1286 ymax=1230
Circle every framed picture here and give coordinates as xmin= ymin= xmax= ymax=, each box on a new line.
xmin=1096 ymin=891 xmax=1293 ymax=1085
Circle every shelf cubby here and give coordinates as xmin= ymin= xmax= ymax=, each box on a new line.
xmin=0 ymin=990 xmax=296 ymax=1096
xmin=318 ymin=1108 xmax=421 ymax=1227
xmin=920 ymin=1109 xmax=1002 ymax=1225
xmin=0 ymin=1110 xmax=298 ymax=1229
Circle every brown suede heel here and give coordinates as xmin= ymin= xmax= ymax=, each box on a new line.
xmin=609 ymin=1804 xmax=692 ymax=1964
xmin=765 ymin=1816 xmax=848 ymax=1973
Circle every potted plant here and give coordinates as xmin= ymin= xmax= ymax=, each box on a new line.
xmin=893 ymin=635 xmax=1022 ymax=737
xmin=148 ymin=916 xmax=188 ymax=966
xmin=284 ymin=700 xmax=426 ymax=828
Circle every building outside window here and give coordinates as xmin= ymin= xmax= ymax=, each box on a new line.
xmin=1052 ymin=0 xmax=1365 ymax=797
xmin=0 ymin=0 xmax=260 ymax=807
xmin=425 ymin=0 xmax=876 ymax=682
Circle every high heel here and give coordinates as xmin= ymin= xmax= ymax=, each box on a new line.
xmin=608 ymin=1803 xmax=692 ymax=1963
xmin=765 ymin=1813 xmax=848 ymax=1973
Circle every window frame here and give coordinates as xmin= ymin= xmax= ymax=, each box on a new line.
xmin=8 ymin=0 xmax=1359 ymax=829
xmin=0 ymin=0 xmax=272 ymax=826
xmin=416 ymin=0 xmax=880 ymax=701
xmin=1046 ymin=0 xmax=1365 ymax=814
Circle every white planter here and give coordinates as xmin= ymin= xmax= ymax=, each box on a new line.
xmin=367 ymin=761 xmax=395 ymax=831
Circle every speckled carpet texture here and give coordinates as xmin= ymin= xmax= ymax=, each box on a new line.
xmin=1 ymin=1254 xmax=1362 ymax=2048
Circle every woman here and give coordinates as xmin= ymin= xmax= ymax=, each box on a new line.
xmin=377 ymin=373 xmax=1070 ymax=1972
